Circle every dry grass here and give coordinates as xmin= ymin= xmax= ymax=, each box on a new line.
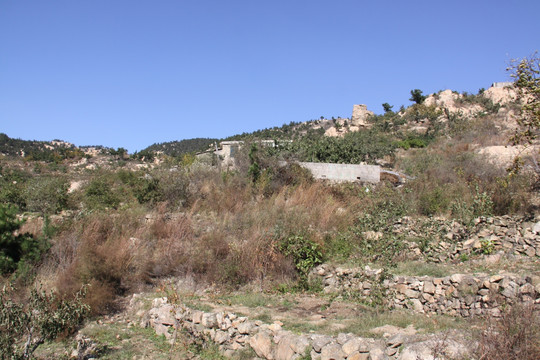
xmin=40 ymin=168 xmax=361 ymax=313
xmin=474 ymin=303 xmax=540 ymax=360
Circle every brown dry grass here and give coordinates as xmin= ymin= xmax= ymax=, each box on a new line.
xmin=43 ymin=169 xmax=360 ymax=313
xmin=475 ymin=304 xmax=540 ymax=360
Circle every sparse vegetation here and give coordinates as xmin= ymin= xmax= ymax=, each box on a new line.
xmin=1 ymin=74 xmax=538 ymax=359
xmin=474 ymin=303 xmax=540 ymax=360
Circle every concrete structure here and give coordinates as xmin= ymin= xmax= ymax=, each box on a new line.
xmin=298 ymin=162 xmax=380 ymax=183
xmin=213 ymin=140 xmax=289 ymax=168
xmin=214 ymin=141 xmax=243 ymax=168
xmin=208 ymin=139 xmax=385 ymax=184
xmin=491 ymin=82 xmax=513 ymax=88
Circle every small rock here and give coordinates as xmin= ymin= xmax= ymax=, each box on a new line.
xmin=387 ymin=333 xmax=405 ymax=348
xmin=342 ymin=338 xmax=362 ymax=356
xmin=236 ymin=321 xmax=253 ymax=334
xmin=201 ymin=313 xmax=218 ymax=328
xmin=532 ymin=221 xmax=540 ymax=234
xmin=312 ymin=335 xmax=333 ymax=353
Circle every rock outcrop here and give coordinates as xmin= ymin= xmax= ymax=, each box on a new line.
xmin=351 ymin=105 xmax=373 ymax=127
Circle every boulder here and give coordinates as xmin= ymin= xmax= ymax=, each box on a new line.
xmin=249 ymin=331 xmax=274 ymax=359
xmin=320 ymin=343 xmax=346 ymax=360
xmin=275 ymin=334 xmax=297 ymax=360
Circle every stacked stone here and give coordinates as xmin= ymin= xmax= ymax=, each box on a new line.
xmin=311 ymin=265 xmax=540 ymax=317
xmin=392 ymin=273 xmax=538 ymax=317
xmin=391 ymin=216 xmax=540 ymax=261
xmin=146 ymin=297 xmax=464 ymax=360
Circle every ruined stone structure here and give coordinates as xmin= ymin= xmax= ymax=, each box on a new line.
xmin=211 ymin=140 xmax=384 ymax=183
xmin=213 ymin=140 xmax=279 ymax=168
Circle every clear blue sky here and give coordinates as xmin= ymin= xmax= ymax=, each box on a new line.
xmin=1 ymin=0 xmax=539 ymax=152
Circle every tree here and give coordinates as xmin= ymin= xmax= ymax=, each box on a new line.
xmin=382 ymin=103 xmax=394 ymax=113
xmin=0 ymin=205 xmax=45 ymax=275
xmin=248 ymin=144 xmax=261 ymax=183
xmin=507 ymin=52 xmax=540 ymax=174
xmin=409 ymin=89 xmax=426 ymax=104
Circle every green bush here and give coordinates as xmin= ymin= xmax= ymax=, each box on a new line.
xmin=418 ymin=186 xmax=450 ymax=216
xmin=0 ymin=284 xmax=89 ymax=359
xmin=396 ymin=137 xmax=427 ymax=150
xmin=133 ymin=176 xmax=162 ymax=204
xmin=84 ymin=177 xmax=121 ymax=210
xmin=0 ymin=166 xmax=30 ymax=209
xmin=23 ymin=176 xmax=69 ymax=214
xmin=409 ymin=89 xmax=426 ymax=104
xmin=279 ymin=234 xmax=323 ymax=285
xmin=0 ymin=205 xmax=48 ymax=275
xmin=281 ymin=129 xmax=396 ymax=164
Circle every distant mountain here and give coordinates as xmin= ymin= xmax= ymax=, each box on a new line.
xmin=141 ymin=138 xmax=219 ymax=157
xmin=0 ymin=133 xmax=87 ymax=162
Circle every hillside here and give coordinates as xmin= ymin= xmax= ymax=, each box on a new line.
xmin=1 ymin=75 xmax=539 ymax=360
xmin=140 ymin=137 xmax=219 ymax=157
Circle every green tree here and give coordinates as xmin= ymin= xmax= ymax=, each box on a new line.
xmin=409 ymin=89 xmax=426 ymax=104
xmin=382 ymin=103 xmax=394 ymax=113
xmin=248 ymin=144 xmax=261 ymax=183
xmin=507 ymin=52 xmax=539 ymax=174
xmin=84 ymin=178 xmax=120 ymax=210
xmin=0 ymin=205 xmax=46 ymax=275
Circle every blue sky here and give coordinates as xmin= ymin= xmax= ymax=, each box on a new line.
xmin=1 ymin=0 xmax=539 ymax=152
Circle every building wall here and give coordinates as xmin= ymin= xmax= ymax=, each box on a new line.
xmin=298 ymin=162 xmax=380 ymax=183
xmin=491 ymin=82 xmax=513 ymax=88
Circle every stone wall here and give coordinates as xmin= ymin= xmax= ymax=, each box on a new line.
xmin=146 ymin=297 xmax=469 ymax=360
xmin=310 ymin=264 xmax=540 ymax=317
xmin=392 ymin=215 xmax=540 ymax=262
xmin=298 ymin=162 xmax=380 ymax=183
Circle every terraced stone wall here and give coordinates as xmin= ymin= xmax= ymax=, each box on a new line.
xmin=146 ymin=298 xmax=468 ymax=360
xmin=311 ymin=265 xmax=540 ymax=317
xmin=393 ymin=215 xmax=540 ymax=262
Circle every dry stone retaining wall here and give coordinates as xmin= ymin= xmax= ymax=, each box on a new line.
xmin=393 ymin=215 xmax=540 ymax=262
xmin=311 ymin=265 xmax=540 ymax=317
xmin=146 ymin=297 xmax=468 ymax=360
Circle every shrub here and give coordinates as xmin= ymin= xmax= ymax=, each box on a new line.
xmin=396 ymin=137 xmax=427 ymax=150
xmin=0 ymin=205 xmax=48 ymax=275
xmin=474 ymin=303 xmax=540 ymax=360
xmin=0 ymin=284 xmax=89 ymax=359
xmin=281 ymin=129 xmax=396 ymax=164
xmin=83 ymin=176 xmax=121 ymax=210
xmin=0 ymin=166 xmax=29 ymax=209
xmin=279 ymin=234 xmax=323 ymax=286
xmin=133 ymin=176 xmax=162 ymax=204
xmin=23 ymin=176 xmax=69 ymax=214
xmin=418 ymin=186 xmax=451 ymax=216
